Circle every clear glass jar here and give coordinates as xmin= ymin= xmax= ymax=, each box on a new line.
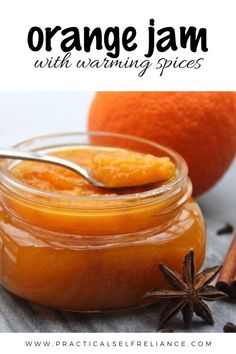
xmin=0 ymin=132 xmax=206 ymax=311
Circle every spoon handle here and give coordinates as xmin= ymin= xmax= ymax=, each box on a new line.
xmin=0 ymin=148 xmax=105 ymax=188
xmin=0 ymin=148 xmax=89 ymax=178
xmin=0 ymin=148 xmax=46 ymax=162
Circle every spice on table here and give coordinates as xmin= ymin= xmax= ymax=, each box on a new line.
xmin=217 ymin=223 xmax=234 ymax=235
xmin=223 ymin=322 xmax=236 ymax=333
xmin=144 ymin=250 xmax=227 ymax=329
xmin=216 ymin=233 xmax=236 ymax=298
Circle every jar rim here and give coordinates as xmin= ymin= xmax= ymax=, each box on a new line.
xmin=0 ymin=131 xmax=188 ymax=207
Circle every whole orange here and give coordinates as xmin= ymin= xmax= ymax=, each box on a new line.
xmin=88 ymin=92 xmax=236 ymax=195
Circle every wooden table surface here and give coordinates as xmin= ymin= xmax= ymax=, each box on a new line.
xmin=0 ymin=161 xmax=235 ymax=333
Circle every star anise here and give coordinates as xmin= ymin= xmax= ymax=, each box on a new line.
xmin=144 ymin=250 xmax=228 ymax=328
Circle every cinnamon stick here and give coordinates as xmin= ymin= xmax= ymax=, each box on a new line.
xmin=216 ymin=233 xmax=236 ymax=298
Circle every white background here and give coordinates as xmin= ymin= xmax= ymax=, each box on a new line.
xmin=0 ymin=92 xmax=94 ymax=145
xmin=0 ymin=0 xmax=235 ymax=90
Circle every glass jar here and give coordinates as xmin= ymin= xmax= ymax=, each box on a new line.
xmin=0 ymin=132 xmax=206 ymax=311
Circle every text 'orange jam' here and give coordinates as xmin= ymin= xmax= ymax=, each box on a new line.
xmin=0 ymin=133 xmax=206 ymax=311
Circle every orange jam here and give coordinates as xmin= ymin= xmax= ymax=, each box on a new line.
xmin=12 ymin=148 xmax=176 ymax=194
xmin=0 ymin=132 xmax=206 ymax=311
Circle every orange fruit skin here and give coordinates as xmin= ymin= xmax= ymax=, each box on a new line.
xmin=88 ymin=92 xmax=236 ymax=195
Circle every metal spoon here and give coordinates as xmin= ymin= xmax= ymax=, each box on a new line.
xmin=0 ymin=148 xmax=107 ymax=188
